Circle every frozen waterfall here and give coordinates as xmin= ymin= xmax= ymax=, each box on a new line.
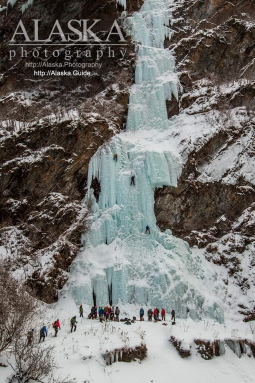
xmin=64 ymin=0 xmax=225 ymax=323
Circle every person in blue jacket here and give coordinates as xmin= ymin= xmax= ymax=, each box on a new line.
xmin=39 ymin=326 xmax=48 ymax=343
xmin=140 ymin=307 xmax=144 ymax=321
xmin=99 ymin=307 xmax=104 ymax=322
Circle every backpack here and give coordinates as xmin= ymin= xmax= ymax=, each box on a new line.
xmin=71 ymin=317 xmax=76 ymax=324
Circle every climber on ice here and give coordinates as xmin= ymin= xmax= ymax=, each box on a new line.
xmin=145 ymin=225 xmax=150 ymax=234
xmin=130 ymin=175 xmax=135 ymax=185
xmin=113 ymin=153 xmax=118 ymax=161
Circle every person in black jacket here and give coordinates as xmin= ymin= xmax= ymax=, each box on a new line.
xmin=130 ymin=175 xmax=135 ymax=185
xmin=115 ymin=307 xmax=120 ymax=321
xmin=147 ymin=308 xmax=153 ymax=321
xmin=171 ymin=309 xmax=175 ymax=322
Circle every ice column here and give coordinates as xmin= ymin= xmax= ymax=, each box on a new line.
xmin=64 ymin=0 xmax=225 ymax=323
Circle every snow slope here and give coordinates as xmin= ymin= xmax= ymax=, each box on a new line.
xmin=2 ymin=302 xmax=255 ymax=383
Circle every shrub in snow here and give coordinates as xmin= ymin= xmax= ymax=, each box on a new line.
xmin=0 ymin=267 xmax=37 ymax=353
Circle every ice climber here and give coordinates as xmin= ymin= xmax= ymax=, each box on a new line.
xmin=79 ymin=304 xmax=83 ymax=317
xmin=115 ymin=306 xmax=120 ymax=321
xmin=113 ymin=153 xmax=118 ymax=161
xmin=171 ymin=309 xmax=176 ymax=322
xmin=161 ymin=308 xmax=166 ymax=321
xmin=70 ymin=316 xmax=77 ymax=332
xmin=145 ymin=225 xmax=150 ymax=234
xmin=53 ymin=319 xmax=61 ymax=337
xmin=39 ymin=325 xmax=48 ymax=343
xmin=27 ymin=329 xmax=34 ymax=346
xmin=130 ymin=175 xmax=135 ymax=185
xmin=140 ymin=307 xmax=144 ymax=321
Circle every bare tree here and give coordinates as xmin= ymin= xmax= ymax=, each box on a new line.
xmin=0 ymin=267 xmax=37 ymax=353
xmin=8 ymin=336 xmax=58 ymax=383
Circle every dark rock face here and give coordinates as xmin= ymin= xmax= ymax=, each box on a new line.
xmin=0 ymin=0 xmax=138 ymax=302
xmin=156 ymin=0 xmax=255 ymax=241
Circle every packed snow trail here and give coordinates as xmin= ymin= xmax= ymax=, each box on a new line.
xmin=63 ymin=0 xmax=225 ymax=322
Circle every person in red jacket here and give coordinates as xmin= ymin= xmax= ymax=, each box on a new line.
xmin=53 ymin=319 xmax=61 ymax=337
xmin=161 ymin=308 xmax=166 ymax=321
xmin=153 ymin=308 xmax=158 ymax=321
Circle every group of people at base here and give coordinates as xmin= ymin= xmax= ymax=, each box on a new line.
xmin=87 ymin=305 xmax=120 ymax=322
xmin=140 ymin=308 xmax=175 ymax=322
xmin=26 ymin=305 xmax=176 ymax=345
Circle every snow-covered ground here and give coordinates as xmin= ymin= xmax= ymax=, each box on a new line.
xmin=2 ymin=300 xmax=255 ymax=383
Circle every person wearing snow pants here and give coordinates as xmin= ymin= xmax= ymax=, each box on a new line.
xmin=39 ymin=326 xmax=48 ymax=343
xmin=115 ymin=307 xmax=120 ymax=321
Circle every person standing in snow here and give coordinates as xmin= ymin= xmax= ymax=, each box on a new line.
xmin=115 ymin=307 xmax=120 ymax=322
xmin=161 ymin=308 xmax=166 ymax=321
xmin=39 ymin=326 xmax=48 ymax=343
xmin=110 ymin=306 xmax=114 ymax=321
xmin=90 ymin=306 xmax=95 ymax=319
xmin=145 ymin=225 xmax=150 ymax=234
xmin=92 ymin=306 xmax=97 ymax=319
xmin=171 ymin=309 xmax=175 ymax=322
xmin=27 ymin=329 xmax=34 ymax=346
xmin=105 ymin=307 xmax=110 ymax=321
xmin=99 ymin=307 xmax=104 ymax=322
xmin=153 ymin=308 xmax=158 ymax=321
xmin=53 ymin=319 xmax=61 ymax=337
xmin=140 ymin=307 xmax=144 ymax=321
xmin=147 ymin=308 xmax=153 ymax=321
xmin=70 ymin=316 xmax=77 ymax=332
xmin=130 ymin=175 xmax=135 ymax=185
xmin=79 ymin=304 xmax=83 ymax=318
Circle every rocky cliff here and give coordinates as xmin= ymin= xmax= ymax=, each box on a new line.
xmin=155 ymin=0 xmax=255 ymax=318
xmin=0 ymin=0 xmax=137 ymax=302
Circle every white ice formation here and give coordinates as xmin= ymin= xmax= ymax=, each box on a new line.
xmin=65 ymin=0 xmax=225 ymax=323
